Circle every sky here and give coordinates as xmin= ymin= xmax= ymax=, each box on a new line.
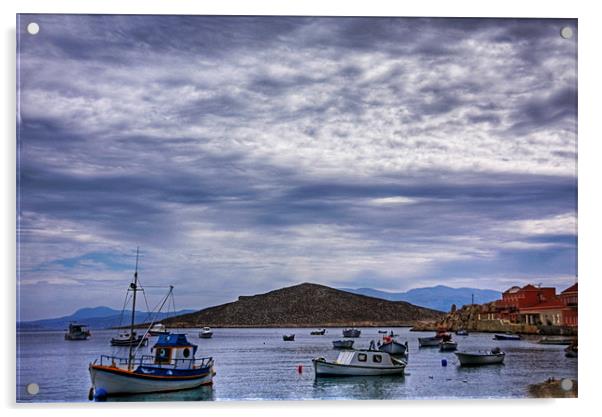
xmin=16 ymin=15 xmax=577 ymax=320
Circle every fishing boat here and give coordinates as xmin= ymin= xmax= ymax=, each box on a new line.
xmin=88 ymin=248 xmax=214 ymax=398
xmin=493 ymin=333 xmax=521 ymax=341
xmin=148 ymin=323 xmax=169 ymax=336
xmin=199 ymin=327 xmax=213 ymax=339
xmin=538 ymin=336 xmax=573 ymax=345
xmin=110 ymin=331 xmax=148 ymax=347
xmin=439 ymin=340 xmax=458 ymax=351
xmin=378 ymin=336 xmax=408 ymax=356
xmin=332 ymin=340 xmax=354 ymax=349
xmin=310 ymin=328 xmax=326 ymax=335
xmin=455 ymin=348 xmax=505 ymax=366
xmin=342 ymin=328 xmax=361 ymax=338
xmin=378 ymin=330 xmax=388 ymax=334
xmin=64 ymin=323 xmax=91 ymax=341
xmin=313 ymin=344 xmax=406 ymax=377
xmin=419 ymin=330 xmax=451 ymax=347
xmin=90 ymin=333 xmax=214 ymax=397
xmin=455 ymin=329 xmax=469 ymax=336
xmin=283 ymin=334 xmax=295 ymax=341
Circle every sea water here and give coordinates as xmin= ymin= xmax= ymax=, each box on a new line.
xmin=16 ymin=327 xmax=577 ymax=402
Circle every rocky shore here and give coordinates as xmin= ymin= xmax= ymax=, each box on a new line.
xmin=411 ymin=303 xmax=577 ymax=335
xmin=528 ymin=378 xmax=578 ymax=398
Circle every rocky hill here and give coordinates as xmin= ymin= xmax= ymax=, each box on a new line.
xmin=162 ymin=283 xmax=445 ymax=328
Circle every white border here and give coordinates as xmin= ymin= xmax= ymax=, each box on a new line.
xmin=3 ymin=0 xmax=600 ymax=416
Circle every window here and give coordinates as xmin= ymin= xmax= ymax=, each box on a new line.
xmin=357 ymin=353 xmax=367 ymax=362
xmin=373 ymin=355 xmax=382 ymax=363
xmin=183 ymin=348 xmax=190 ymax=358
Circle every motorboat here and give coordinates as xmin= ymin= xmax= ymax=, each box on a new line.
xmin=110 ymin=331 xmax=148 ymax=347
xmin=419 ymin=330 xmax=451 ymax=347
xmin=378 ymin=336 xmax=408 ymax=356
xmin=332 ymin=340 xmax=354 ymax=349
xmin=493 ymin=333 xmax=521 ymax=341
xmin=283 ymin=334 xmax=295 ymax=341
xmin=455 ymin=329 xmax=469 ymax=336
xmin=148 ymin=323 xmax=169 ymax=336
xmin=310 ymin=329 xmax=326 ymax=335
xmin=199 ymin=327 xmax=213 ymax=339
xmin=90 ymin=333 xmax=214 ymax=397
xmin=538 ymin=336 xmax=573 ymax=345
xmin=89 ymin=249 xmax=214 ymax=398
xmin=564 ymin=344 xmax=578 ymax=358
xmin=378 ymin=330 xmax=388 ymax=334
xmin=439 ymin=340 xmax=458 ymax=351
xmin=65 ymin=323 xmax=91 ymax=341
xmin=455 ymin=348 xmax=505 ymax=366
xmin=342 ymin=328 xmax=361 ymax=338
xmin=313 ymin=347 xmax=406 ymax=377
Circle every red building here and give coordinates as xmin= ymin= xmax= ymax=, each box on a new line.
xmin=495 ymin=284 xmax=557 ymax=322
xmin=559 ymin=283 xmax=578 ymax=327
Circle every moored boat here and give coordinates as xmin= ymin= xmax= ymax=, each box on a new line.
xmin=313 ymin=348 xmax=406 ymax=377
xmin=65 ymin=323 xmax=91 ymax=341
xmin=148 ymin=323 xmax=169 ymax=336
xmin=493 ymin=333 xmax=521 ymax=341
xmin=455 ymin=329 xmax=469 ymax=336
xmin=377 ymin=330 xmax=388 ymax=334
xmin=199 ymin=327 xmax=213 ymax=338
xmin=419 ymin=330 xmax=451 ymax=347
xmin=90 ymin=333 xmax=214 ymax=397
xmin=439 ymin=340 xmax=458 ymax=351
xmin=455 ymin=348 xmax=505 ymax=366
xmin=89 ymin=249 xmax=214 ymax=398
xmin=283 ymin=334 xmax=295 ymax=341
xmin=310 ymin=328 xmax=326 ymax=335
xmin=538 ymin=336 xmax=573 ymax=345
xmin=110 ymin=331 xmax=148 ymax=347
xmin=342 ymin=328 xmax=361 ymax=338
xmin=564 ymin=344 xmax=578 ymax=358
xmin=332 ymin=340 xmax=354 ymax=349
xmin=378 ymin=337 xmax=408 ymax=356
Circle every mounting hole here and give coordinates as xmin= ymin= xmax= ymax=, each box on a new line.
xmin=26 ymin=383 xmax=39 ymax=395
xmin=27 ymin=22 xmax=40 ymax=35
xmin=560 ymin=26 xmax=573 ymax=39
xmin=560 ymin=378 xmax=573 ymax=391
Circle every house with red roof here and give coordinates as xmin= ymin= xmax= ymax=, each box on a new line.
xmin=517 ymin=283 xmax=578 ymax=327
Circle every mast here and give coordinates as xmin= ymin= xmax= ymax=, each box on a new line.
xmin=128 ymin=247 xmax=140 ymax=370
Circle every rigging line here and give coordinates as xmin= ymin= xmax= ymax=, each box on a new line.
xmin=133 ymin=286 xmax=174 ymax=357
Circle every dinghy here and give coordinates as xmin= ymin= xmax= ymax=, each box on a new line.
xmin=313 ymin=348 xmax=406 ymax=377
xmin=332 ymin=340 xmax=354 ymax=349
xmin=455 ymin=348 xmax=505 ymax=366
xmin=342 ymin=328 xmax=361 ymax=338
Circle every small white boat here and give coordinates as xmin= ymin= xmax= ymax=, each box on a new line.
xmin=342 ymin=328 xmax=361 ymax=338
xmin=538 ymin=336 xmax=573 ymax=345
xmin=455 ymin=329 xmax=469 ymax=336
xmin=110 ymin=331 xmax=147 ymax=347
xmin=199 ymin=327 xmax=213 ymax=339
xmin=148 ymin=323 xmax=169 ymax=336
xmin=455 ymin=348 xmax=505 ymax=366
xmin=419 ymin=330 xmax=451 ymax=347
xmin=313 ymin=349 xmax=406 ymax=377
xmin=378 ymin=338 xmax=408 ymax=356
xmin=332 ymin=340 xmax=354 ymax=349
xmin=439 ymin=340 xmax=458 ymax=351
xmin=310 ymin=329 xmax=326 ymax=335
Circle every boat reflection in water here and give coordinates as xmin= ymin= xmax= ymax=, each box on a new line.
xmin=104 ymin=384 xmax=215 ymax=402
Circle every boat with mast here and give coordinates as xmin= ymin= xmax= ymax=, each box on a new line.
xmin=88 ymin=248 xmax=214 ymax=398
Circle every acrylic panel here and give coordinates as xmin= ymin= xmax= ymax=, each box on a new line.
xmin=16 ymin=15 xmax=578 ymax=402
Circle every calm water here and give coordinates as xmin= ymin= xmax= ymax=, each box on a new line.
xmin=17 ymin=328 xmax=577 ymax=402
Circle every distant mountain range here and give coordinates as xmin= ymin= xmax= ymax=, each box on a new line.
xmin=17 ymin=306 xmax=195 ymax=331
xmin=339 ymin=285 xmax=501 ymax=313
xmin=162 ymin=283 xmax=445 ymax=328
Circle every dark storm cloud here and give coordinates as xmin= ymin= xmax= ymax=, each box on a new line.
xmin=17 ymin=15 xmax=577 ymax=319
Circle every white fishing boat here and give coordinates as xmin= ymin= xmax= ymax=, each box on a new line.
xmin=313 ymin=347 xmax=406 ymax=377
xmin=88 ymin=249 xmax=214 ymax=399
xmin=199 ymin=327 xmax=213 ymax=338
xmin=342 ymin=328 xmax=361 ymax=338
xmin=455 ymin=348 xmax=505 ymax=366
xmin=378 ymin=336 xmax=408 ymax=356
xmin=310 ymin=328 xmax=326 ymax=335
xmin=111 ymin=330 xmax=148 ymax=347
xmin=149 ymin=323 xmax=169 ymax=336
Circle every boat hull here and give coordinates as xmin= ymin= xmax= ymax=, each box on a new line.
xmin=199 ymin=332 xmax=213 ymax=339
xmin=493 ymin=334 xmax=521 ymax=341
xmin=379 ymin=341 xmax=407 ymax=355
xmin=110 ymin=338 xmax=148 ymax=347
xmin=455 ymin=352 xmax=505 ymax=366
xmin=312 ymin=359 xmax=405 ymax=377
xmin=418 ymin=337 xmax=440 ymax=347
xmin=89 ymin=365 xmax=213 ymax=395
xmin=332 ymin=340 xmax=354 ymax=349
xmin=342 ymin=329 xmax=361 ymax=338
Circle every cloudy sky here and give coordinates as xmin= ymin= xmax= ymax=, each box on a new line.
xmin=17 ymin=15 xmax=577 ymax=320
